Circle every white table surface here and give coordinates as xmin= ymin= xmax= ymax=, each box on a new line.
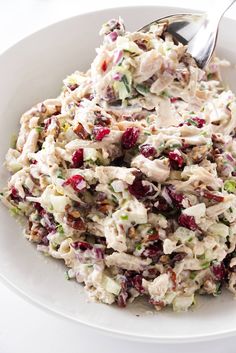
xmin=1 ymin=1 xmax=236 ymax=352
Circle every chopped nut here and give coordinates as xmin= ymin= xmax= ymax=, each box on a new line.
xmin=68 ymin=209 xmax=81 ymax=218
xmin=73 ymin=123 xmax=89 ymax=139
xmin=128 ymin=226 xmax=136 ymax=239
xmin=189 ymin=145 xmax=208 ymax=163
xmin=159 ymin=255 xmax=169 ymax=264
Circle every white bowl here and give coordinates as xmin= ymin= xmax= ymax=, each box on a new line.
xmin=0 ymin=5 xmax=236 ymax=343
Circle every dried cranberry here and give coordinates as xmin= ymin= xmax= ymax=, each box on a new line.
xmin=166 ymin=185 xmax=183 ymax=208
xmin=168 ymin=151 xmax=184 ymax=169
xmin=154 ymin=196 xmax=170 ymax=212
xmin=134 ymin=39 xmax=147 ymax=50
xmin=211 ymin=263 xmax=226 ymax=281
xmin=72 ymin=149 xmax=84 ymax=168
xmin=181 ymin=117 xmax=206 ymax=128
xmin=10 ymin=187 xmax=21 ymax=202
xmin=71 ymin=241 xmax=92 ymax=251
xmin=128 ymin=177 xmax=153 ymax=199
xmin=178 ymin=214 xmax=198 ymax=231
xmin=34 ymin=202 xmax=44 ymax=214
xmin=170 ymin=252 xmax=187 ymax=267
xmin=149 ymin=298 xmax=165 ymax=308
xmin=132 ymin=275 xmax=144 ymax=293
xmin=147 ymin=268 xmax=160 ymax=279
xmin=44 ymin=118 xmax=51 ymax=130
xmin=140 ymin=144 xmax=157 ymax=158
xmin=142 ymin=242 xmax=163 ymax=261
xmin=142 ymin=245 xmax=161 ymax=258
xmin=170 ymin=97 xmax=178 ymax=103
xmin=101 ymin=60 xmax=107 ymax=72
xmin=68 ymin=83 xmax=79 ymax=91
xmin=93 ymin=126 xmax=110 ymax=141
xmin=191 ymin=117 xmax=206 ymax=128
xmin=117 ymin=290 xmax=128 ymax=308
xmin=181 ymin=143 xmax=191 ymax=151
xmin=63 ymin=175 xmax=86 ymax=192
xmin=147 ymin=233 xmax=159 ymax=241
xmin=121 ymin=127 xmax=140 ymax=149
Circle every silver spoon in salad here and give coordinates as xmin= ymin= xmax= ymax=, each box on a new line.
xmin=139 ymin=0 xmax=236 ymax=68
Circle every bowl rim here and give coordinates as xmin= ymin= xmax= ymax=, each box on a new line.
xmin=1 ymin=4 xmax=236 ymax=343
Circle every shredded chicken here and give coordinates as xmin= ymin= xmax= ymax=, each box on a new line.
xmin=2 ymin=17 xmax=236 ymax=312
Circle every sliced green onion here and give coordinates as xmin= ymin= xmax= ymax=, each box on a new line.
xmin=120 ymin=214 xmax=128 ymax=220
xmin=121 ymin=75 xmax=131 ymax=93
xmin=201 ymin=261 xmax=211 ymax=269
xmin=136 ymin=84 xmax=150 ymax=95
xmin=35 ymin=126 xmax=43 ymax=133
xmin=224 ymin=180 xmax=236 ymax=193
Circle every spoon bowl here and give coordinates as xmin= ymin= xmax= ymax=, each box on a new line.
xmin=139 ymin=0 xmax=235 ymax=68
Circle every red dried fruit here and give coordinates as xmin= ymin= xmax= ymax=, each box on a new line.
xmin=128 ymin=177 xmax=154 ymax=199
xmin=44 ymin=118 xmax=52 ymax=130
xmin=211 ymin=263 xmax=226 ymax=281
xmin=181 ymin=143 xmax=191 ymax=151
xmin=147 ymin=233 xmax=159 ymax=241
xmin=203 ymin=191 xmax=224 ymax=202
xmin=166 ymin=185 xmax=183 ymax=208
xmin=142 ymin=245 xmax=162 ymax=259
xmin=72 ymin=149 xmax=84 ymax=168
xmin=117 ymin=290 xmax=128 ymax=308
xmin=170 ymin=97 xmax=178 ymax=103
xmin=134 ymin=39 xmax=147 ymax=50
xmin=149 ymin=299 xmax=165 ymax=308
xmin=140 ymin=144 xmax=157 ymax=158
xmin=34 ymin=202 xmax=44 ymax=214
xmin=170 ymin=252 xmax=187 ymax=267
xmin=101 ymin=60 xmax=107 ymax=72
xmin=68 ymin=83 xmax=79 ymax=91
xmin=178 ymin=214 xmax=198 ymax=231
xmin=190 ymin=117 xmax=206 ymax=128
xmin=121 ymin=127 xmax=140 ymax=149
xmin=71 ymin=241 xmax=92 ymax=251
xmin=132 ymin=275 xmax=144 ymax=293
xmin=154 ymin=196 xmax=170 ymax=211
xmin=93 ymin=126 xmax=110 ymax=141
xmin=168 ymin=150 xmax=184 ymax=169
xmin=63 ymin=175 xmax=86 ymax=192
xmin=10 ymin=187 xmax=21 ymax=201
xmin=180 ymin=117 xmax=206 ymax=128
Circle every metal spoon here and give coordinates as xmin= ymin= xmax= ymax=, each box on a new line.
xmin=139 ymin=0 xmax=236 ymax=68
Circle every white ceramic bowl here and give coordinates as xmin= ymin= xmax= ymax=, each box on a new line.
xmin=0 ymin=5 xmax=236 ymax=343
